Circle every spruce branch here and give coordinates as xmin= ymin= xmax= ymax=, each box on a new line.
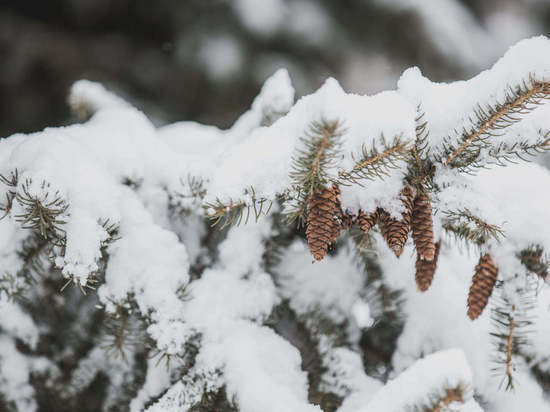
xmin=204 ymin=187 xmax=274 ymax=228
xmin=0 ymin=272 xmax=29 ymax=302
xmin=408 ymin=108 xmax=436 ymax=190
xmin=14 ymin=178 xmax=68 ymax=244
xmin=490 ymin=283 xmax=535 ymax=391
xmin=60 ymin=274 xmax=100 ymax=295
xmin=101 ymin=305 xmax=147 ymax=362
xmin=337 ymin=134 xmax=409 ymax=185
xmin=170 ymin=175 xmax=208 ymax=215
xmin=519 ymin=245 xmax=548 ymax=280
xmin=0 ymin=169 xmax=18 ymax=219
xmin=286 ymin=118 xmax=344 ymax=225
xmin=487 ymin=132 xmax=550 ymax=166
xmin=442 ymin=208 xmax=504 ymax=246
xmin=440 ymin=76 xmax=550 ymax=171
xmin=408 ymin=382 xmax=467 ymax=412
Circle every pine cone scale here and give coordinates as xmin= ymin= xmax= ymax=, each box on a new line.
xmin=411 ymin=191 xmax=436 ymax=261
xmin=306 ymin=185 xmax=342 ymax=261
xmin=415 ymin=240 xmax=441 ymax=292
xmin=378 ymin=185 xmax=415 ymax=257
xmin=467 ymin=254 xmax=499 ymax=320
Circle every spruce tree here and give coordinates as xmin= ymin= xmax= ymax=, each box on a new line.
xmin=1 ymin=37 xmax=550 ymax=412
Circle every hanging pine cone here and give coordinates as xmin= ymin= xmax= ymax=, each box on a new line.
xmin=306 ymin=185 xmax=341 ymax=261
xmin=415 ymin=240 xmax=441 ymax=292
xmin=467 ymin=254 xmax=499 ymax=320
xmin=357 ymin=210 xmax=378 ymax=235
xmin=411 ymin=191 xmax=436 ymax=261
xmin=341 ymin=211 xmax=356 ymax=230
xmin=378 ymin=185 xmax=415 ymax=257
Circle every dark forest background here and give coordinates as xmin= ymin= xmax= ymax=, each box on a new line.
xmin=1 ymin=0 xmax=549 ymax=137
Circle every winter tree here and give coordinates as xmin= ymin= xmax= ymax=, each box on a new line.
xmin=1 ymin=35 xmax=550 ymax=411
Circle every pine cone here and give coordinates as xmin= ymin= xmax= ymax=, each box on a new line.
xmin=411 ymin=191 xmax=436 ymax=261
xmin=306 ymin=185 xmax=341 ymax=261
xmin=357 ymin=210 xmax=378 ymax=234
xmin=415 ymin=240 xmax=441 ymax=292
xmin=467 ymin=254 xmax=499 ymax=320
xmin=378 ymin=185 xmax=415 ymax=257
xmin=341 ymin=211 xmax=356 ymax=230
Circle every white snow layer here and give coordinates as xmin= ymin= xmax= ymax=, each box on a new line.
xmin=356 ymin=349 xmax=474 ymax=412
xmin=2 ymin=35 xmax=550 ymax=411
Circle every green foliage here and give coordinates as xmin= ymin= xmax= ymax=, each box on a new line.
xmin=519 ymin=245 xmax=548 ymax=280
xmin=286 ymin=119 xmax=344 ymax=225
xmin=337 ymin=134 xmax=409 ymax=185
xmin=170 ymin=175 xmax=208 ymax=216
xmin=0 ymin=169 xmax=18 ymax=219
xmin=203 ymin=187 xmax=274 ymax=228
xmin=101 ymin=305 xmax=147 ymax=362
xmin=490 ymin=279 xmax=536 ymax=391
xmin=408 ymin=109 xmax=436 ymax=190
xmin=442 ymin=208 xmax=504 ymax=246
xmin=487 ymin=132 xmax=550 ymax=166
xmin=438 ymin=76 xmax=550 ymax=171
xmin=14 ymin=178 xmax=68 ymax=244
xmin=188 ymin=387 xmax=239 ymax=412
xmin=406 ymin=382 xmax=467 ymax=412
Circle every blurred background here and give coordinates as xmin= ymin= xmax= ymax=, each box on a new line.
xmin=0 ymin=0 xmax=549 ymax=138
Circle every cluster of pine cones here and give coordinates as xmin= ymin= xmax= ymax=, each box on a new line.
xmin=306 ymin=184 xmax=439 ymax=292
xmin=305 ymin=184 xmax=500 ymax=321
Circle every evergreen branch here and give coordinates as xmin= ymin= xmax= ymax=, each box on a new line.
xmin=490 ymin=283 xmax=536 ymax=391
xmin=147 ymin=332 xmax=200 ymax=370
xmin=442 ymin=209 xmax=504 ymax=246
xmin=60 ymin=274 xmax=100 ymax=295
xmin=441 ymin=76 xmax=550 ymax=170
xmin=204 ymin=187 xmax=273 ymax=228
xmin=0 ymin=169 xmax=18 ymax=219
xmin=408 ymin=382 xmax=467 ymax=412
xmin=519 ymin=245 xmax=548 ymax=280
xmin=0 ymin=272 xmax=29 ymax=302
xmin=101 ymin=305 xmax=147 ymax=362
xmin=170 ymin=175 xmax=208 ymax=215
xmin=14 ymin=178 xmax=68 ymax=243
xmin=337 ymin=134 xmax=409 ymax=185
xmin=408 ymin=108 xmax=436 ymax=190
xmin=487 ymin=132 xmax=550 ymax=166
xmin=286 ymin=118 xmax=344 ymax=224
xmin=99 ymin=218 xmax=120 ymax=247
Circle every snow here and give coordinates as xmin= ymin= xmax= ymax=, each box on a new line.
xmin=144 ymin=222 xmax=323 ymax=412
xmin=398 ymin=36 xmax=550 ymax=161
xmin=277 ymin=240 xmax=365 ymax=325
xmin=0 ymin=297 xmax=40 ymax=348
xmin=206 ymin=77 xmax=415 ymax=215
xmin=3 ymin=35 xmax=550 ymax=411
xmin=0 ymin=336 xmax=56 ymax=412
xmin=360 ymin=348 xmax=474 ymax=412
xmin=350 ymin=299 xmax=374 ymax=329
xmin=130 ymin=357 xmax=171 ymax=412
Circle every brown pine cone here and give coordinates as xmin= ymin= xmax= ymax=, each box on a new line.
xmin=411 ymin=191 xmax=436 ymax=261
xmin=378 ymin=185 xmax=415 ymax=257
xmin=357 ymin=210 xmax=378 ymax=234
xmin=341 ymin=211 xmax=356 ymax=230
xmin=306 ymin=185 xmax=341 ymax=261
xmin=467 ymin=254 xmax=499 ymax=320
xmin=415 ymin=240 xmax=441 ymax=292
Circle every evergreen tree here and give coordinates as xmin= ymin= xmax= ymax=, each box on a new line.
xmin=2 ymin=36 xmax=550 ymax=412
